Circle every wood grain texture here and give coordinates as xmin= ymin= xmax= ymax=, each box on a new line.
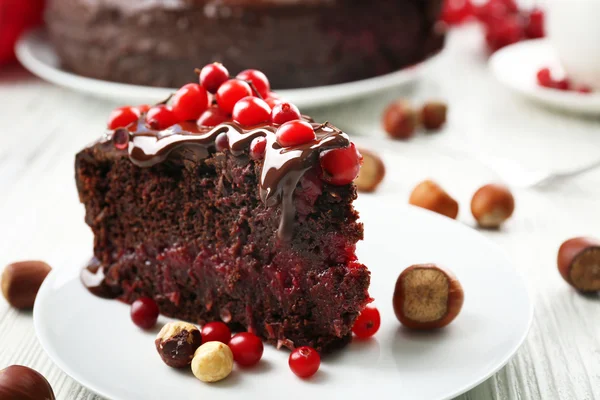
xmin=0 ymin=26 xmax=599 ymax=399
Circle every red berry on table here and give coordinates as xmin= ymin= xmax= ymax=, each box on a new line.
xmin=276 ymin=120 xmax=316 ymax=147
xmin=555 ymin=78 xmax=570 ymax=91
xmin=216 ymin=79 xmax=253 ymax=115
xmin=228 ymin=332 xmax=264 ymax=367
xmin=265 ymin=92 xmax=283 ymax=108
xmin=352 ymin=304 xmax=381 ymax=339
xmin=485 ymin=15 xmax=524 ymax=52
xmin=525 ymin=8 xmax=545 ymax=39
xmin=289 ymin=346 xmax=320 ymax=378
xmin=145 ymin=105 xmax=178 ymax=130
xmin=441 ymin=0 xmax=473 ymax=25
xmin=475 ymin=0 xmax=518 ymax=24
xmin=536 ymin=67 xmax=553 ymax=88
xmin=232 ymin=96 xmax=272 ymax=126
xmin=236 ymin=69 xmax=271 ymax=99
xmin=249 ymin=136 xmax=267 ymax=160
xmin=201 ymin=322 xmax=231 ymax=344
xmin=134 ymin=104 xmax=151 ymax=114
xmin=319 ymin=143 xmax=363 ymax=186
xmin=578 ymin=86 xmax=593 ymax=94
xmin=0 ymin=0 xmax=45 ymax=65
xmin=199 ymin=62 xmax=230 ymax=94
xmin=171 ymin=83 xmax=210 ymax=121
xmin=107 ymin=106 xmax=139 ymax=129
xmin=198 ymin=106 xmax=230 ymax=127
xmin=130 ymin=297 xmax=159 ymax=330
xmin=271 ymin=102 xmax=302 ymax=125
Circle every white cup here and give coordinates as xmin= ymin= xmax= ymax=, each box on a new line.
xmin=545 ymin=0 xmax=600 ymax=89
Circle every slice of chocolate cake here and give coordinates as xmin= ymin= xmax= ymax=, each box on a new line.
xmin=76 ymin=67 xmax=371 ymax=352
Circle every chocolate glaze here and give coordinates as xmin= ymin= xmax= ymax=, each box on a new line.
xmin=105 ymin=117 xmax=350 ymax=241
xmin=81 ymin=257 xmax=122 ymax=299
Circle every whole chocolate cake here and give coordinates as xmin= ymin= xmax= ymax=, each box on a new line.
xmin=75 ymin=65 xmax=371 ymax=352
xmin=46 ymin=0 xmax=445 ymax=89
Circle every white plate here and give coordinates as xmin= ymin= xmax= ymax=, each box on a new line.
xmin=34 ymin=196 xmax=532 ymax=400
xmin=489 ymin=39 xmax=600 ymax=116
xmin=16 ymin=29 xmax=434 ymax=108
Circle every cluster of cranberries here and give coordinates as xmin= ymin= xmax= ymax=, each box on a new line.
xmin=441 ymin=0 xmax=545 ymax=52
xmin=536 ymin=67 xmax=593 ymax=94
xmin=131 ymin=296 xmax=381 ymax=379
xmin=107 ymin=62 xmax=363 ymax=187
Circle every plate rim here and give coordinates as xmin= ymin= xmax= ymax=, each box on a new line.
xmin=33 ymin=204 xmax=533 ymax=400
xmin=15 ymin=28 xmax=440 ymax=108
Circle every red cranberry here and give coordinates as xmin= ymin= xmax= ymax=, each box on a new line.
xmin=289 ymin=346 xmax=320 ymax=378
xmin=319 ymin=143 xmax=363 ymax=186
xmin=236 ymin=69 xmax=270 ymax=99
xmin=555 ymin=78 xmax=570 ymax=91
xmin=228 ymin=332 xmax=264 ymax=367
xmin=215 ymin=132 xmax=229 ymax=152
xmin=271 ymin=102 xmax=302 ymax=125
xmin=265 ymin=92 xmax=282 ymax=108
xmin=113 ymin=128 xmax=130 ymax=150
xmin=134 ymin=104 xmax=150 ymax=114
xmin=145 ymin=105 xmax=178 ymax=130
xmin=171 ymin=83 xmax=210 ymax=121
xmin=201 ymin=322 xmax=231 ymax=344
xmin=232 ymin=96 xmax=272 ymax=126
xmin=216 ymin=79 xmax=253 ymax=115
xmin=276 ymin=120 xmax=316 ymax=147
xmin=485 ymin=15 xmax=524 ymax=52
xmin=536 ymin=67 xmax=553 ymax=88
xmin=107 ymin=106 xmax=139 ymax=129
xmin=441 ymin=0 xmax=473 ymax=25
xmin=249 ymin=136 xmax=267 ymax=160
xmin=352 ymin=304 xmax=381 ymax=339
xmin=197 ymin=106 xmax=230 ymax=127
xmin=130 ymin=297 xmax=159 ymax=330
xmin=525 ymin=8 xmax=545 ymax=39
xmin=475 ymin=0 xmax=518 ymax=24
xmin=578 ymin=86 xmax=593 ymax=94
xmin=199 ymin=62 xmax=230 ymax=94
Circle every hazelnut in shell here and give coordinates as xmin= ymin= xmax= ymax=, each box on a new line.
xmin=393 ymin=264 xmax=464 ymax=330
xmin=354 ymin=148 xmax=385 ymax=192
xmin=0 ymin=365 xmax=55 ymax=400
xmin=557 ymin=237 xmax=600 ymax=292
xmin=409 ymin=180 xmax=459 ymax=219
xmin=155 ymin=321 xmax=202 ymax=368
xmin=420 ymin=101 xmax=448 ymax=131
xmin=191 ymin=341 xmax=234 ymax=383
xmin=2 ymin=261 xmax=52 ymax=309
xmin=383 ymin=100 xmax=418 ymax=140
xmin=471 ymin=184 xmax=515 ymax=229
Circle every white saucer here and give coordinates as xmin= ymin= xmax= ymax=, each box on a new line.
xmin=16 ymin=29 xmax=434 ymax=108
xmin=489 ymin=39 xmax=600 ymax=116
xmin=34 ymin=196 xmax=532 ymax=400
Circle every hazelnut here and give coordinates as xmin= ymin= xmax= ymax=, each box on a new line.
xmin=191 ymin=341 xmax=234 ymax=383
xmin=2 ymin=261 xmax=52 ymax=309
xmin=557 ymin=237 xmax=600 ymax=292
xmin=0 ymin=365 xmax=55 ymax=400
xmin=155 ymin=321 xmax=202 ymax=368
xmin=420 ymin=101 xmax=447 ymax=130
xmin=393 ymin=264 xmax=464 ymax=330
xmin=382 ymin=100 xmax=418 ymax=140
xmin=409 ymin=180 xmax=459 ymax=219
xmin=471 ymin=184 xmax=515 ymax=229
xmin=354 ymin=148 xmax=385 ymax=192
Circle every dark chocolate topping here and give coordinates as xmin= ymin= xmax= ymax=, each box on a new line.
xmin=105 ymin=118 xmax=350 ymax=241
xmin=81 ymin=257 xmax=122 ymax=299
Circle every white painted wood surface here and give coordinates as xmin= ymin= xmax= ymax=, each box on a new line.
xmin=1 ymin=26 xmax=599 ymax=399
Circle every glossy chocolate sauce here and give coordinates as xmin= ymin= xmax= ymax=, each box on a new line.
xmin=80 ymin=257 xmax=122 ymax=299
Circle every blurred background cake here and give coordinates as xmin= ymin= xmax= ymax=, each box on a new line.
xmin=45 ymin=0 xmax=446 ymax=89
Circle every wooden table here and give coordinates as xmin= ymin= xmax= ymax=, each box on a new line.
xmin=1 ymin=26 xmax=599 ymax=399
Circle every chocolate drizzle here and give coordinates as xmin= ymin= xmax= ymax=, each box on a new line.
xmin=106 ymin=117 xmax=350 ymax=241
xmin=80 ymin=257 xmax=122 ymax=299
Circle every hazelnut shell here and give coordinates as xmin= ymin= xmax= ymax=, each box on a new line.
xmin=409 ymin=180 xmax=459 ymax=219
xmin=393 ymin=264 xmax=464 ymax=330
xmin=471 ymin=184 xmax=515 ymax=229
xmin=557 ymin=237 xmax=600 ymax=292
xmin=2 ymin=261 xmax=52 ymax=309
xmin=354 ymin=148 xmax=385 ymax=192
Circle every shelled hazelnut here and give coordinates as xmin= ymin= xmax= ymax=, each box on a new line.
xmin=191 ymin=341 xmax=234 ymax=383
xmin=0 ymin=365 xmax=55 ymax=400
xmin=471 ymin=184 xmax=515 ymax=229
xmin=354 ymin=148 xmax=385 ymax=192
xmin=409 ymin=180 xmax=459 ymax=219
xmin=383 ymin=100 xmax=418 ymax=140
xmin=393 ymin=264 xmax=464 ymax=330
xmin=1 ymin=261 xmax=51 ymax=309
xmin=557 ymin=237 xmax=600 ymax=292
xmin=155 ymin=321 xmax=202 ymax=368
